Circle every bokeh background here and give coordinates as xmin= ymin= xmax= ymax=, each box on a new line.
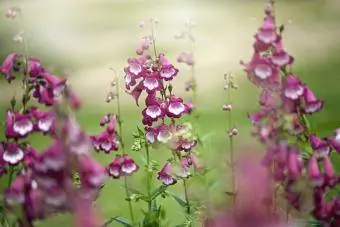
xmin=1 ymin=0 xmax=340 ymax=226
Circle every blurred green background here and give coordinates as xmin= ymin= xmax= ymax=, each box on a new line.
xmin=1 ymin=0 xmax=340 ymax=226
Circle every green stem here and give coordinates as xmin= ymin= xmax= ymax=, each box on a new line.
xmin=114 ymin=76 xmax=135 ymax=226
xmin=183 ymin=180 xmax=192 ymax=222
xmin=145 ymin=141 xmax=152 ymax=212
xmin=150 ymin=20 xmax=157 ymax=58
xmin=227 ymin=85 xmax=236 ymax=209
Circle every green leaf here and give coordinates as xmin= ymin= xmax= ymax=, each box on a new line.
xmin=150 ymin=185 xmax=167 ymax=201
xmin=301 ymin=114 xmax=311 ymax=131
xmin=166 ymin=191 xmax=187 ymax=208
xmin=102 ymin=216 xmax=132 ymax=227
xmin=121 ymin=186 xmax=148 ymax=201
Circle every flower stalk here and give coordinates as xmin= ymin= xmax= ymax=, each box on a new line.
xmin=109 ymin=70 xmax=136 ymax=225
xmin=224 ymin=73 xmax=238 ymax=209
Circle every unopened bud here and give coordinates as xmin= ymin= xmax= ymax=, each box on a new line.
xmin=106 ymin=92 xmax=116 ymax=103
xmin=13 ymin=31 xmax=24 ymax=44
xmin=139 ymin=21 xmax=145 ymax=28
xmin=174 ymin=32 xmax=185 ymax=39
xmin=110 ymin=80 xmax=117 ymax=87
xmin=222 ymin=104 xmax=232 ymax=111
xmin=228 ymin=128 xmax=238 ymax=137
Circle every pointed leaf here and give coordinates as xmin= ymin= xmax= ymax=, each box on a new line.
xmin=102 ymin=216 xmax=132 ymax=227
xmin=150 ymin=185 xmax=167 ymax=200
xmin=167 ymin=191 xmax=187 ymax=208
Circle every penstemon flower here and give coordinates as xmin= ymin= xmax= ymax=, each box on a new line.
xmin=0 ymin=7 xmax=104 ymax=226
xmin=242 ymin=1 xmax=340 ymax=226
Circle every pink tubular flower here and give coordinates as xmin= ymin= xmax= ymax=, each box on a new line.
xmin=27 ymin=58 xmax=44 ymax=79
xmin=255 ymin=14 xmax=277 ymax=46
xmin=2 ymin=142 xmax=25 ymax=165
xmin=107 ymin=155 xmax=122 ymax=179
xmin=240 ymin=52 xmax=280 ymax=91
xmin=91 ymin=131 xmax=119 ymax=153
xmin=177 ymin=156 xmax=191 ymax=178
xmin=282 ymin=74 xmax=304 ymax=100
xmin=157 ymin=162 xmax=177 ymax=186
xmin=30 ymin=107 xmax=56 ymax=134
xmin=78 ymin=155 xmax=107 ymax=190
xmin=323 ymin=155 xmax=336 ymax=187
xmin=0 ymin=53 xmax=19 ymax=83
xmin=303 ymin=86 xmax=323 ymax=114
xmin=42 ymin=72 xmax=67 ymax=97
xmin=307 ymin=156 xmax=324 ymax=187
xmin=12 ymin=112 xmax=34 ymax=137
xmin=327 ymin=128 xmax=340 ymax=153
xmin=121 ymin=154 xmax=139 ymax=175
xmin=309 ymin=134 xmax=330 ymax=157
xmin=167 ymin=96 xmax=189 ymax=118
xmin=270 ymin=36 xmax=294 ymax=67
xmin=4 ymin=175 xmax=26 ymax=206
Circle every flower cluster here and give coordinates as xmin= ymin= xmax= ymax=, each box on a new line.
xmin=242 ymin=1 xmax=340 ymax=226
xmin=124 ymin=32 xmax=202 ymax=186
xmin=1 ymin=11 xmax=104 ymax=225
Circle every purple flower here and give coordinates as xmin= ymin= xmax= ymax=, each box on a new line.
xmin=307 ymin=156 xmax=324 ymax=187
xmin=91 ymin=131 xmax=119 ymax=153
xmin=287 ymin=147 xmax=302 ymax=181
xmin=309 ymin=134 xmax=330 ymax=157
xmin=270 ymin=36 xmax=294 ymax=67
xmin=323 ymin=155 xmax=336 ymax=187
xmin=157 ymin=162 xmax=177 ymax=186
xmin=167 ymin=96 xmax=189 ymax=118
xmin=159 ymin=54 xmax=179 ymax=81
xmin=4 ymin=175 xmax=26 ymax=206
xmin=0 ymin=53 xmax=19 ymax=83
xmin=78 ymin=155 xmax=107 ymax=189
xmin=30 ymin=107 xmax=56 ymax=134
xmin=27 ymin=58 xmax=44 ymax=79
xmin=255 ymin=15 xmax=277 ymax=46
xmin=303 ymin=86 xmax=323 ymax=114
xmin=121 ymin=155 xmax=139 ymax=175
xmin=282 ymin=74 xmax=304 ymax=100
xmin=177 ymin=156 xmax=191 ymax=179
xmin=107 ymin=155 xmax=122 ymax=179
xmin=240 ymin=52 xmax=280 ymax=91
xmin=326 ymin=128 xmax=340 ymax=153
xmin=42 ymin=72 xmax=67 ymax=97
xmin=2 ymin=142 xmax=25 ymax=165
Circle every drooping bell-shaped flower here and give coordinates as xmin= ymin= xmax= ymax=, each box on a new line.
xmin=107 ymin=155 xmax=122 ymax=179
xmin=270 ymin=36 xmax=294 ymax=67
xmin=121 ymin=155 xmax=139 ymax=175
xmin=323 ymin=155 xmax=336 ymax=188
xmin=78 ymin=155 xmax=107 ymax=189
xmin=309 ymin=134 xmax=330 ymax=157
xmin=282 ymin=74 xmax=304 ymax=100
xmin=326 ymin=129 xmax=340 ymax=153
xmin=0 ymin=53 xmax=19 ymax=83
xmin=157 ymin=162 xmax=177 ymax=186
xmin=303 ymin=86 xmax=324 ymax=114
xmin=240 ymin=52 xmax=280 ymax=91
xmin=255 ymin=14 xmax=278 ymax=45
xmin=30 ymin=107 xmax=56 ymax=134
xmin=2 ymin=142 xmax=25 ymax=165
xmin=167 ymin=96 xmax=190 ymax=118
xmin=27 ymin=58 xmax=44 ymax=79
xmin=307 ymin=156 xmax=324 ymax=187
xmin=287 ymin=148 xmax=302 ymax=181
